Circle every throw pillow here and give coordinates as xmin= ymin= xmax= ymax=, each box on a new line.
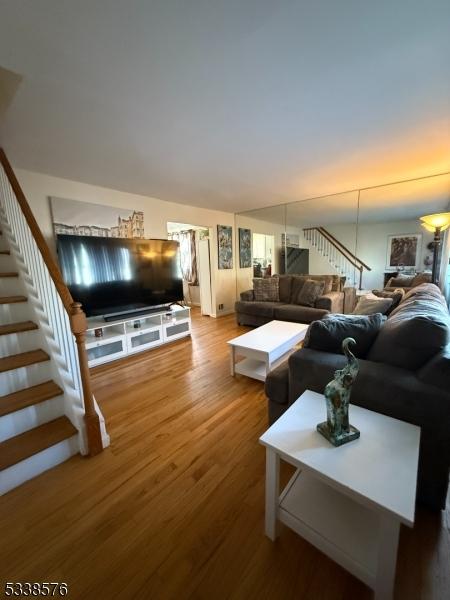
xmin=253 ymin=277 xmax=279 ymax=302
xmin=352 ymin=293 xmax=393 ymax=315
xmin=372 ymin=288 xmax=405 ymax=315
xmin=303 ymin=313 xmax=386 ymax=358
xmin=296 ymin=279 xmax=325 ymax=307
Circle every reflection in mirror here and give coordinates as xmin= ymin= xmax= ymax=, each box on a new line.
xmin=285 ymin=191 xmax=359 ymax=287
xmin=357 ymin=174 xmax=450 ymax=291
xmin=235 ymin=205 xmax=286 ymax=296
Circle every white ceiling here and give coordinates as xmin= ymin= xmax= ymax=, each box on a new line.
xmin=0 ymin=0 xmax=449 ymax=213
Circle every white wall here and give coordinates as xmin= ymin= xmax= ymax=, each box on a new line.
xmin=15 ymin=169 xmax=237 ymax=317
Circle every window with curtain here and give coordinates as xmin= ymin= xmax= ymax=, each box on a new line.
xmin=168 ymin=230 xmax=198 ymax=285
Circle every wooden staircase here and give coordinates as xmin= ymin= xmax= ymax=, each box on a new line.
xmin=0 ymin=229 xmax=79 ymax=492
xmin=0 ymin=147 xmax=107 ymax=495
xmin=303 ymin=227 xmax=371 ymax=289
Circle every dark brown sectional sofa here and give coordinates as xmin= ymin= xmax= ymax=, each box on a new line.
xmin=264 ymin=283 xmax=450 ymax=511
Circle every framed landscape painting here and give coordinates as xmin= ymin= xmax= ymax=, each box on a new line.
xmin=239 ymin=228 xmax=251 ymax=268
xmin=386 ymin=233 xmax=422 ymax=270
xmin=217 ymin=225 xmax=233 ymax=269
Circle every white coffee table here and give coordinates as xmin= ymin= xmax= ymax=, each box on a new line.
xmin=228 ymin=320 xmax=308 ymax=382
xmin=259 ymin=390 xmax=420 ymax=600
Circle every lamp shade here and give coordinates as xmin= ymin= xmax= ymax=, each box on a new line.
xmin=420 ymin=212 xmax=450 ymax=232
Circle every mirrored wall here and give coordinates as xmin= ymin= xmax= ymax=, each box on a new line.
xmin=236 ymin=172 xmax=450 ymax=294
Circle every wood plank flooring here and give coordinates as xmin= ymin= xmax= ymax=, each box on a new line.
xmin=0 ymin=309 xmax=448 ymax=599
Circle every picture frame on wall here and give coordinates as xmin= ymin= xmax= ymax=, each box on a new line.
xmin=238 ymin=228 xmax=251 ymax=268
xmin=217 ymin=225 xmax=233 ymax=269
xmin=386 ymin=233 xmax=422 ymax=271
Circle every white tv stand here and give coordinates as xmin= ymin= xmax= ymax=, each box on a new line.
xmin=85 ymin=305 xmax=191 ymax=367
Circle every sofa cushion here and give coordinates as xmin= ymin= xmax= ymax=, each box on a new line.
xmin=372 ymin=288 xmax=405 ymax=315
xmin=276 ymin=275 xmax=293 ymax=303
xmin=303 ymin=313 xmax=386 ymax=358
xmin=290 ymin=276 xmax=307 ymax=303
xmin=273 ymin=304 xmax=328 ymax=324
xmin=352 ymin=294 xmax=393 ymax=315
xmin=402 ymin=282 xmax=444 ymax=303
xmin=235 ymin=301 xmax=283 ymax=318
xmin=289 ymin=275 xmax=334 ymax=302
xmin=296 ymin=279 xmax=326 ymax=307
xmin=385 ymin=274 xmax=414 ymax=288
xmin=253 ymin=277 xmax=279 ymax=302
xmin=368 ymin=287 xmax=450 ymax=370
xmin=411 ymin=272 xmax=432 ymax=288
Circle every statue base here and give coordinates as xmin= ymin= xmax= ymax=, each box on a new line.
xmin=316 ymin=422 xmax=360 ymax=447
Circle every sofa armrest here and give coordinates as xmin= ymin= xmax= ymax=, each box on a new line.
xmin=343 ymin=286 xmax=356 ymax=313
xmin=418 ymin=348 xmax=450 ymax=392
xmin=240 ymin=289 xmax=255 ymax=301
xmin=315 ymin=291 xmax=343 ymax=313
xmin=265 ymin=362 xmax=289 ymax=406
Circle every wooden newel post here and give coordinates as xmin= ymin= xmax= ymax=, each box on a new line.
xmin=70 ymin=302 xmax=103 ymax=456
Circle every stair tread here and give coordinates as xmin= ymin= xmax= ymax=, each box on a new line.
xmin=0 ymin=296 xmax=27 ymax=304
xmin=0 ymin=272 xmax=18 ymax=277
xmin=0 ymin=321 xmax=38 ymax=336
xmin=0 ymin=416 xmax=77 ymax=471
xmin=0 ymin=250 xmax=10 ymax=255
xmin=0 ymin=380 xmax=63 ymax=417
xmin=0 ymin=349 xmax=50 ymax=373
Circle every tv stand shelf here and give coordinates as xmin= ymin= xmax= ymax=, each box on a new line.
xmin=85 ymin=306 xmax=191 ymax=367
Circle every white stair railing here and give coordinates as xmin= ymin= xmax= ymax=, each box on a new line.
xmin=303 ymin=227 xmax=371 ymax=288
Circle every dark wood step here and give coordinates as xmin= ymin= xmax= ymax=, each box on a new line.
xmin=0 ymin=417 xmax=77 ymax=471
xmin=0 ymin=380 xmax=63 ymax=417
xmin=0 ymin=349 xmax=49 ymax=373
xmin=0 ymin=250 xmax=10 ymax=255
xmin=0 ymin=272 xmax=18 ymax=277
xmin=0 ymin=296 xmax=27 ymax=304
xmin=0 ymin=321 xmax=38 ymax=336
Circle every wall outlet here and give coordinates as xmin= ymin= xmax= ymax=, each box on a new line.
xmin=218 ymin=303 xmax=224 ymax=310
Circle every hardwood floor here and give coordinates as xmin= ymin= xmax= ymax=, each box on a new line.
xmin=0 ymin=309 xmax=448 ymax=599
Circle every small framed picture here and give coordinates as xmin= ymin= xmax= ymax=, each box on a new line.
xmin=217 ymin=225 xmax=233 ymax=269
xmin=386 ymin=233 xmax=422 ymax=270
xmin=238 ymin=228 xmax=251 ymax=268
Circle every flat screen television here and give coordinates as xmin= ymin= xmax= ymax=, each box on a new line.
xmin=57 ymin=235 xmax=183 ymax=318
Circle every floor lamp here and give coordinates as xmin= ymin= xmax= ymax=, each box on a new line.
xmin=420 ymin=212 xmax=450 ymax=285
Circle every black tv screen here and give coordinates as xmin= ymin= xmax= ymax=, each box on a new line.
xmin=57 ymin=235 xmax=183 ymax=317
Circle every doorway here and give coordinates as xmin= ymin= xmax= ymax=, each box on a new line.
xmin=167 ymin=222 xmax=213 ymax=316
xmin=252 ymin=233 xmax=274 ymax=277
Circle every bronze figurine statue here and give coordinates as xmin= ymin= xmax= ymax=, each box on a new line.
xmin=317 ymin=337 xmax=360 ymax=447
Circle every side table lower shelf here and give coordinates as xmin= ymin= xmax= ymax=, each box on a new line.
xmin=278 ymin=469 xmax=379 ymax=588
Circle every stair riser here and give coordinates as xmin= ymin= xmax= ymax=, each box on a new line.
xmin=0 ymin=362 xmax=53 ymax=395
xmin=0 ymin=303 xmax=31 ymax=322
xmin=0 ymin=278 xmax=25 ymax=296
xmin=0 ymin=330 xmax=41 ymax=358
xmin=0 ymin=396 xmax=65 ymax=442
xmin=0 ymin=255 xmax=14 ymax=270
xmin=0 ymin=435 xmax=79 ymax=496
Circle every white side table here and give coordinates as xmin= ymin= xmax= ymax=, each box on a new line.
xmin=259 ymin=390 xmax=420 ymax=600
